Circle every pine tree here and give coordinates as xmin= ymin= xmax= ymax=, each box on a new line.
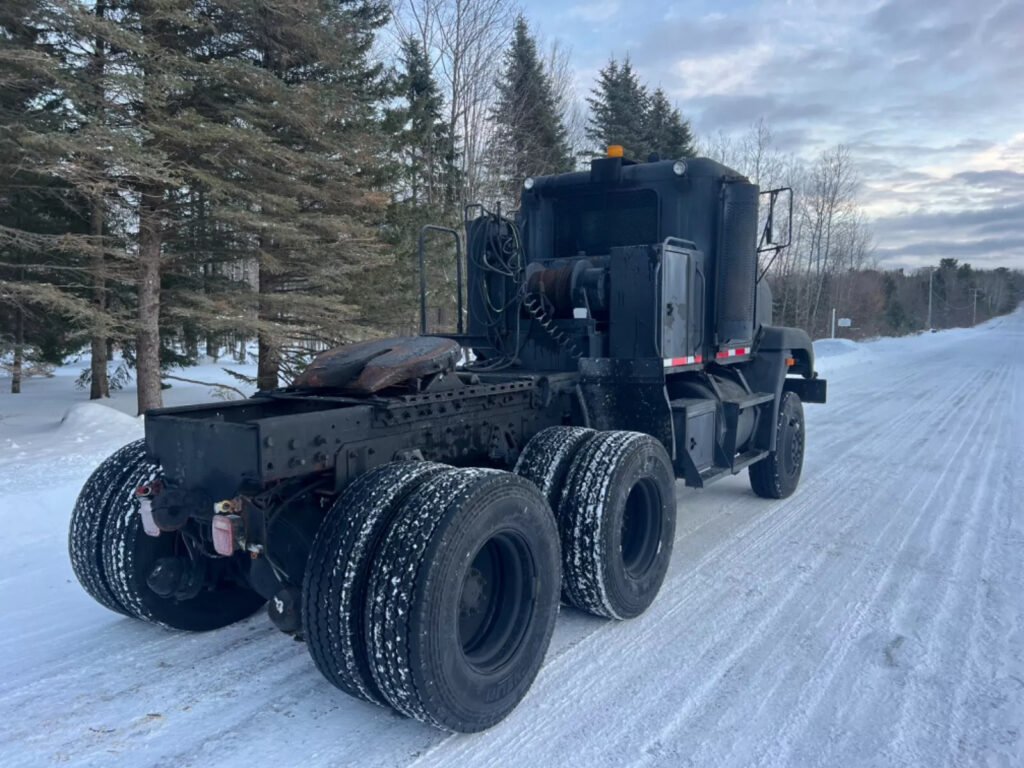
xmin=644 ymin=88 xmax=695 ymax=160
xmin=13 ymin=0 xmax=184 ymax=411
xmin=585 ymin=58 xmax=649 ymax=160
xmin=378 ymin=36 xmax=460 ymax=332
xmin=102 ymin=0 xmax=393 ymax=391
xmin=4 ymin=0 xmax=394 ymax=405
xmin=490 ymin=16 xmax=573 ymax=200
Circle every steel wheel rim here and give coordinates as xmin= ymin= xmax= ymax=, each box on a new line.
xmin=620 ymin=478 xmax=661 ymax=579
xmin=458 ymin=531 xmax=536 ymax=673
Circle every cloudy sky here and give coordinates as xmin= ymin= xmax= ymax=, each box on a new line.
xmin=521 ymin=0 xmax=1024 ymax=270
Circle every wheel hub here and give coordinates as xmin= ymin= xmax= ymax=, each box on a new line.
xmin=146 ymin=555 xmax=205 ymax=600
xmin=458 ymin=533 xmax=535 ymax=674
xmin=460 ymin=567 xmax=488 ymax=617
xmin=786 ymin=420 xmax=803 ymax=476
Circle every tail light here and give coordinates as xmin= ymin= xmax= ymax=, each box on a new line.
xmin=212 ymin=515 xmax=243 ymax=556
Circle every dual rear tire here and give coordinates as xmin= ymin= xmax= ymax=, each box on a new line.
xmin=516 ymin=427 xmax=677 ymax=620
xmin=303 ymin=464 xmax=561 ymax=732
xmin=71 ymin=428 xmax=678 ymax=732
xmin=304 ymin=427 xmax=676 ymax=731
xmin=68 ymin=440 xmax=265 ymax=630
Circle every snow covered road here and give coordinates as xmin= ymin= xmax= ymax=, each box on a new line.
xmin=1 ymin=313 xmax=1022 ymax=767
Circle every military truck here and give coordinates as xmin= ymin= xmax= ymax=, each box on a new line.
xmin=69 ymin=148 xmax=826 ymax=733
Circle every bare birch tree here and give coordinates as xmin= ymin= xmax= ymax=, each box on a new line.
xmin=390 ymin=0 xmax=516 ymax=205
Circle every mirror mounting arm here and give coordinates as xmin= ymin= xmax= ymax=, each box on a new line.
xmin=756 ymin=187 xmax=793 ymax=282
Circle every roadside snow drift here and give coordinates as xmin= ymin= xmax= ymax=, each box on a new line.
xmin=1 ymin=312 xmax=1022 ymax=767
xmin=812 ymin=337 xmax=877 ymax=374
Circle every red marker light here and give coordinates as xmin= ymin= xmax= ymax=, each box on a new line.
xmin=212 ymin=515 xmax=242 ymax=556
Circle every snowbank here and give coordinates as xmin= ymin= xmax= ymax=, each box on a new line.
xmin=813 ymin=338 xmax=860 ymax=358
xmin=57 ymin=401 xmax=141 ymax=438
xmin=812 ymin=337 xmax=876 ymax=374
xmin=0 ymin=401 xmax=143 ymax=495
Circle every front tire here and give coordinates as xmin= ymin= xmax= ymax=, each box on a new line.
xmin=749 ymin=391 xmax=805 ymax=499
xmin=365 ymin=469 xmax=561 ymax=732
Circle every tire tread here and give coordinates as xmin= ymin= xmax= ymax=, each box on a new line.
xmin=301 ymin=461 xmax=448 ymax=706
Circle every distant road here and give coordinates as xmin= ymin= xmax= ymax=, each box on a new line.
xmin=2 ymin=311 xmax=1022 ymax=767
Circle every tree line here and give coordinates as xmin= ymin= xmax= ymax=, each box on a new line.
xmin=1 ymin=1 xmax=1018 ymax=405
xmin=703 ymin=120 xmax=1022 ymax=340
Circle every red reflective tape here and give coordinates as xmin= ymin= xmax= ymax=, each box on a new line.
xmin=716 ymin=348 xmax=748 ymax=359
xmin=664 ymin=355 xmax=703 ymax=367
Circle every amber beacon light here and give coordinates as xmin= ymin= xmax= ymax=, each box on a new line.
xmin=606 ymin=144 xmax=624 ymax=157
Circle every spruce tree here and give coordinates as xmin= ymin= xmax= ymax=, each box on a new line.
xmin=585 ymin=58 xmax=649 ymax=160
xmin=127 ymin=0 xmax=391 ymax=390
xmin=386 ymin=37 xmax=455 ymax=210
xmin=587 ymin=59 xmax=695 ymax=161
xmin=0 ymin=0 xmax=109 ymax=393
xmin=12 ymin=0 xmax=184 ymax=411
xmin=491 ymin=16 xmax=573 ymax=200
xmin=193 ymin=0 xmax=392 ymax=388
xmin=379 ymin=36 xmax=460 ymax=332
xmin=645 ymin=88 xmax=695 ymax=160
xmin=3 ymin=0 xmax=396 ymax=402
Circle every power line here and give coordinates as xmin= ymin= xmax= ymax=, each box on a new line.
xmin=929 ymin=289 xmax=972 ymax=312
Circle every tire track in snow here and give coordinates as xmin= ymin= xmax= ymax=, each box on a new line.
xmin=940 ymin=357 xmax=1024 ymax=767
xmin=747 ymin=361 xmax=1009 ymax=768
xmin=647 ymin=361 xmax=1002 ymax=768
xmin=880 ymin=363 xmax=1012 ymax=766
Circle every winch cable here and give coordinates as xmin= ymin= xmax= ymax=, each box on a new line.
xmin=464 ymin=206 xmax=529 ymax=370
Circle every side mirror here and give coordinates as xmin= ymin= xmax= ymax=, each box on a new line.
xmin=758 ymin=187 xmax=793 ymax=252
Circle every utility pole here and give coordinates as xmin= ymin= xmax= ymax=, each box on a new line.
xmin=831 ymin=307 xmax=836 ymax=339
xmin=971 ymin=287 xmax=980 ymax=326
xmin=927 ymin=268 xmax=933 ymax=330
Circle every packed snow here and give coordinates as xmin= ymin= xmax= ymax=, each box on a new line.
xmin=1 ymin=313 xmax=1022 ymax=767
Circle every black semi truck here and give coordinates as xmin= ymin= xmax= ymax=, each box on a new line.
xmin=69 ymin=150 xmax=826 ymax=733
